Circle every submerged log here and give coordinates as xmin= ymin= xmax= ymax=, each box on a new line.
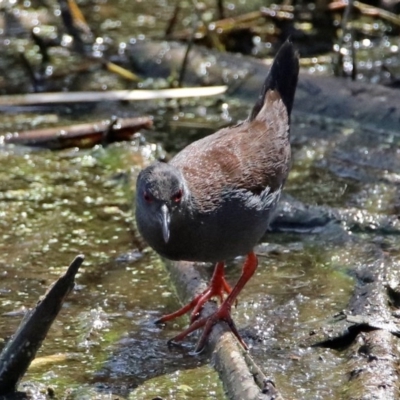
xmin=3 ymin=117 xmax=153 ymax=149
xmin=342 ymin=249 xmax=399 ymax=399
xmin=301 ymin=235 xmax=400 ymax=399
xmin=0 ymin=255 xmax=84 ymax=396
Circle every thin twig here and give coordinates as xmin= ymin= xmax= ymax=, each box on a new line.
xmin=177 ymin=1 xmax=201 ymax=87
xmin=334 ymin=0 xmax=354 ymax=77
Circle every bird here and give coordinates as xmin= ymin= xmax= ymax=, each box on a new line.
xmin=135 ymin=40 xmax=299 ymax=352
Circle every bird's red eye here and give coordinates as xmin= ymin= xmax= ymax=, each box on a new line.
xmin=143 ymin=191 xmax=152 ymax=202
xmin=172 ymin=189 xmax=183 ymax=203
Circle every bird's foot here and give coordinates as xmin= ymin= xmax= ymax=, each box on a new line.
xmin=168 ymin=301 xmax=248 ymax=354
xmin=155 ymin=262 xmax=231 ymax=324
xmin=165 ymin=252 xmax=258 ymax=352
xmin=189 ymin=274 xmax=232 ymax=323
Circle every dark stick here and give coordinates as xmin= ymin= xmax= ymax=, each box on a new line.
xmin=18 ymin=53 xmax=40 ymax=93
xmin=217 ymin=0 xmax=225 ymax=20
xmin=30 ymin=30 xmax=50 ymax=65
xmin=350 ymin=28 xmax=357 ymax=81
xmin=177 ymin=5 xmax=202 ymax=88
xmin=334 ymin=0 xmax=354 ymax=77
xmin=101 ymin=116 xmax=119 ymax=147
xmin=165 ymin=3 xmax=181 ymax=37
xmin=58 ymin=0 xmax=88 ymax=55
xmin=0 ymin=255 xmax=84 ymax=395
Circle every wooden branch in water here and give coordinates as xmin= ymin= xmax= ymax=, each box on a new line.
xmin=164 ymin=260 xmax=284 ymax=400
xmin=329 ymin=0 xmax=400 ymax=27
xmin=308 ymin=241 xmax=400 ymax=399
xmin=0 ymin=255 xmax=84 ymax=396
xmin=0 ymin=86 xmax=227 ymax=107
xmin=343 ymin=251 xmax=400 ymax=399
xmin=169 ymin=10 xmax=264 ymax=41
xmin=3 ymin=117 xmax=153 ymax=149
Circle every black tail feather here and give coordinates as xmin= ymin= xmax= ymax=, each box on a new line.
xmin=249 ymin=40 xmax=299 ymax=121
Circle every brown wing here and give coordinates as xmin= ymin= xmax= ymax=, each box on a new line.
xmin=170 ymin=91 xmax=290 ymax=209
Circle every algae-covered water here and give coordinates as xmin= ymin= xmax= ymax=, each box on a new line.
xmin=0 ymin=1 xmax=400 ymax=399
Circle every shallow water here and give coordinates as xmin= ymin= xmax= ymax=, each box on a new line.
xmin=0 ymin=111 xmax=397 ymax=399
xmin=0 ymin=1 xmax=400 ymax=399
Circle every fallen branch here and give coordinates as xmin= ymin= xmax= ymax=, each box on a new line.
xmin=308 ymin=240 xmax=400 ymax=399
xmin=0 ymin=255 xmax=84 ymax=396
xmin=3 ymin=116 xmax=153 ymax=149
xmin=0 ymin=86 xmax=227 ymax=107
xmin=329 ymin=0 xmax=400 ymax=27
xmin=164 ymin=260 xmax=284 ymax=400
xmin=343 ymin=251 xmax=399 ymax=399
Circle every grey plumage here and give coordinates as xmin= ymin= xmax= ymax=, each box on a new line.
xmin=135 ymin=41 xmax=299 ymax=351
xmin=136 ymin=42 xmax=299 ymax=263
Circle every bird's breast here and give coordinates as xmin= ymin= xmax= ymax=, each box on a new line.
xmin=160 ymin=188 xmax=280 ymax=262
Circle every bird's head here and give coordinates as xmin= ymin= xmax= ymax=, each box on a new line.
xmin=136 ymin=162 xmax=188 ymax=243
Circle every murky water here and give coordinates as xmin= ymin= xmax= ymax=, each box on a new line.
xmin=0 ymin=140 xmax=222 ymax=399
xmin=0 ymin=113 xmax=397 ymax=399
xmin=0 ymin=1 xmax=400 ymax=399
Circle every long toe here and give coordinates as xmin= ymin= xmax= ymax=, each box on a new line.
xmin=168 ymin=301 xmax=249 ymax=353
xmin=194 ymin=305 xmax=248 ymax=353
xmin=158 ymin=262 xmax=230 ymax=325
xmin=189 ymin=286 xmax=225 ymax=323
xmin=156 ymin=284 xmax=224 ymax=325
xmin=155 ymin=295 xmax=200 ymax=324
xmin=167 ymin=316 xmax=209 ymax=344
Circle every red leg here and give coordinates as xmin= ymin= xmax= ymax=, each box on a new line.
xmin=222 ymin=276 xmax=233 ymax=295
xmin=190 ymin=262 xmax=231 ymax=321
xmin=169 ymin=251 xmax=258 ymax=352
xmin=156 ymin=261 xmax=230 ymax=324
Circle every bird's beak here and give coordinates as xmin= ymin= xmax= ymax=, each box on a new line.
xmin=160 ymin=204 xmax=170 ymax=243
